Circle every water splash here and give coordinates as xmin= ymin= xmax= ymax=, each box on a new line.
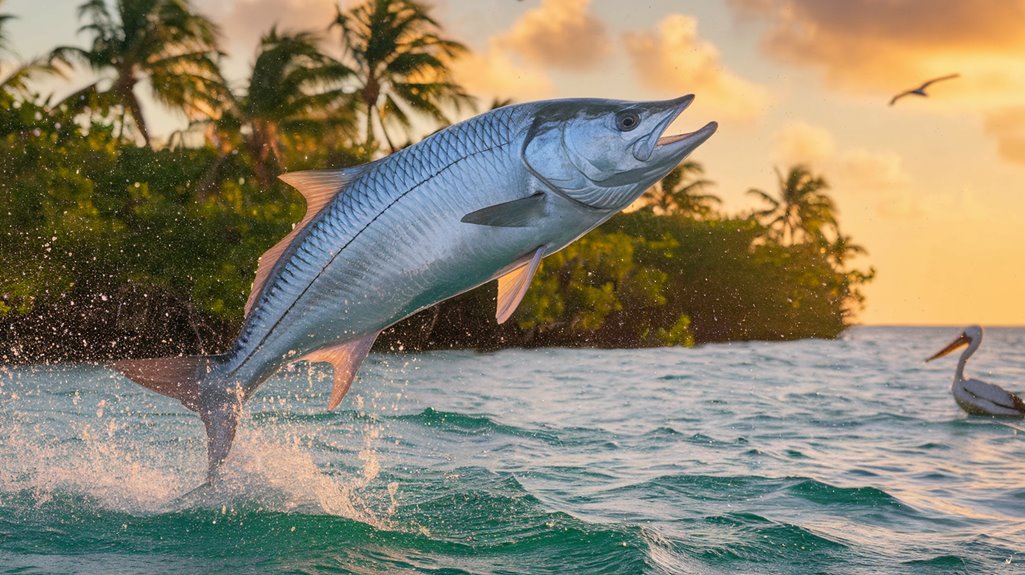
xmin=0 ymin=364 xmax=399 ymax=528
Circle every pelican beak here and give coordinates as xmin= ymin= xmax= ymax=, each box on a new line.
xmin=925 ymin=333 xmax=970 ymax=362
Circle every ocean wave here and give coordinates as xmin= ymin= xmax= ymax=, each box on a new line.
xmin=901 ymin=554 xmax=974 ymax=570
xmin=785 ymin=478 xmax=907 ymax=509
xmin=606 ymin=473 xmax=781 ymax=503
xmin=387 ymin=408 xmax=565 ymax=445
xmin=4 ymin=331 xmax=1025 ymax=574
xmin=688 ymin=511 xmax=848 ymax=562
xmin=604 ymin=472 xmax=915 ymax=522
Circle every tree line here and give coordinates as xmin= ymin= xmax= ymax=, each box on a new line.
xmin=0 ymin=0 xmax=873 ymax=363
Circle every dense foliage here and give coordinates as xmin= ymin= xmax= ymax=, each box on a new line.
xmin=0 ymin=0 xmax=872 ymax=363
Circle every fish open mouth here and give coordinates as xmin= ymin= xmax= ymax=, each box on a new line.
xmin=656 ymin=95 xmax=718 ymax=148
xmin=634 ymin=95 xmax=718 ymax=161
xmin=651 ymin=94 xmax=717 ymax=147
xmin=656 ymin=122 xmax=719 ymax=148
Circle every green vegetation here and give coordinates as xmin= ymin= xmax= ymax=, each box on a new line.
xmin=0 ymin=0 xmax=872 ymax=363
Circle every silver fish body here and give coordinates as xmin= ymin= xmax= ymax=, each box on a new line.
xmin=225 ymin=105 xmax=547 ymax=388
xmin=112 ymin=95 xmax=717 ymax=478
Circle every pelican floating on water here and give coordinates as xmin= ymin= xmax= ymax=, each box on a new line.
xmin=926 ymin=325 xmax=1025 ymax=417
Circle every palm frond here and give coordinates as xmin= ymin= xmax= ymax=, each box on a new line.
xmin=335 ymin=0 xmax=475 ymax=154
xmin=61 ymin=0 xmax=226 ymax=146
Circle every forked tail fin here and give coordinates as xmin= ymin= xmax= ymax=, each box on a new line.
xmin=111 ymin=355 xmax=238 ymax=479
xmin=111 ymin=355 xmax=221 ymax=412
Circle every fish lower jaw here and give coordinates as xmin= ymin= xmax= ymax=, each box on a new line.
xmin=656 ymin=121 xmax=719 ymax=148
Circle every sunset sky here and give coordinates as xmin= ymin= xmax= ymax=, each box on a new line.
xmin=4 ymin=0 xmax=1024 ymax=326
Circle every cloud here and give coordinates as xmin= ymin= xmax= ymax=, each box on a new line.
xmin=498 ymin=0 xmax=610 ymax=70
xmin=775 ymin=121 xmax=835 ymax=166
xmin=836 ymin=149 xmax=919 ymax=219
xmin=837 ymin=149 xmax=913 ymax=191
xmin=729 ymin=1 xmax=1025 ymax=167
xmin=773 ymin=122 xmax=918 ymax=218
xmin=984 ymin=106 xmax=1025 ymax=166
xmin=200 ymin=0 xmax=339 ymax=57
xmin=834 ymin=151 xmax=990 ymax=222
xmin=449 ymin=39 xmax=553 ymax=102
xmin=622 ymin=15 xmax=770 ymax=120
xmin=451 ymin=0 xmax=610 ymax=101
xmin=726 ymin=0 xmax=1025 ymax=103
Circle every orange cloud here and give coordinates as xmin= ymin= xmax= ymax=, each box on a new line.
xmin=775 ymin=121 xmax=835 ymax=166
xmin=730 ymin=1 xmax=1025 ymax=167
xmin=449 ymin=40 xmax=553 ymax=102
xmin=838 ymin=150 xmax=918 ymax=218
xmin=837 ymin=149 xmax=913 ymax=191
xmin=727 ymin=0 xmax=1025 ymax=102
xmin=623 ymin=15 xmax=770 ymax=120
xmin=450 ymin=0 xmax=610 ymax=102
xmin=499 ymin=0 xmax=610 ymax=70
xmin=205 ymin=0 xmax=338 ymax=55
xmin=774 ymin=121 xmax=918 ymax=218
xmin=984 ymin=107 xmax=1025 ymax=166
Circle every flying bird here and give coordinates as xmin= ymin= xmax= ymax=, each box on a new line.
xmin=926 ymin=325 xmax=1025 ymax=417
xmin=110 ymin=95 xmax=718 ymax=480
xmin=889 ymin=73 xmax=960 ymax=106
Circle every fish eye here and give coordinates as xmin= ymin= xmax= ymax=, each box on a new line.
xmin=615 ymin=111 xmax=640 ymax=132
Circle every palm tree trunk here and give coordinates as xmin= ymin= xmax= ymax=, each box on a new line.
xmin=115 ymin=76 xmax=151 ymax=148
xmin=364 ymin=102 xmax=376 ymax=154
xmin=245 ymin=133 xmax=274 ymax=187
xmin=376 ymin=107 xmax=397 ymax=153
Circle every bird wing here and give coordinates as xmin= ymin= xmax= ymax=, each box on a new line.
xmin=962 ymin=378 xmax=1023 ymax=411
xmin=889 ymin=91 xmax=913 ymax=106
xmin=892 ymin=74 xmax=960 ymax=105
xmin=919 ymin=73 xmax=960 ymax=89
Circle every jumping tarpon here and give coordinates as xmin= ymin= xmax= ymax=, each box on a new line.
xmin=113 ymin=95 xmax=717 ymax=478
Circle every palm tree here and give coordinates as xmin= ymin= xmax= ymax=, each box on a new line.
xmin=747 ymin=165 xmax=837 ymax=245
xmin=822 ymin=231 xmax=867 ymax=269
xmin=645 ymin=160 xmax=719 ymax=218
xmin=0 ymin=4 xmax=22 ymax=94
xmin=53 ymin=0 xmax=224 ymax=147
xmin=213 ymin=27 xmax=355 ymax=184
xmin=0 ymin=2 xmax=12 ymax=56
xmin=332 ymin=0 xmax=474 ymax=155
xmin=0 ymin=5 xmax=63 ymax=98
xmin=489 ymin=97 xmax=514 ymax=110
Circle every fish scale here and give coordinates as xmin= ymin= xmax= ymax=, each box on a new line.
xmin=225 ymin=108 xmax=526 ymax=381
xmin=109 ymin=95 xmax=717 ymax=477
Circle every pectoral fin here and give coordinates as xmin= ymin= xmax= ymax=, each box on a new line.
xmin=461 ymin=193 xmax=546 ymax=228
xmin=496 ymin=246 xmax=545 ymax=324
xmin=302 ymin=331 xmax=380 ymax=410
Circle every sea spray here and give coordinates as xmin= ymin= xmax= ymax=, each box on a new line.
xmin=0 ymin=363 xmax=403 ymax=527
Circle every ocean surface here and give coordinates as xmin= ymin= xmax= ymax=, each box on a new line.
xmin=1 ymin=326 xmax=1023 ymax=574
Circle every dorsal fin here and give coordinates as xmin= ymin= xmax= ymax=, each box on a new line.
xmin=302 ymin=331 xmax=381 ymax=410
xmin=245 ymin=167 xmax=364 ymax=316
xmin=496 ymin=246 xmax=545 ymax=324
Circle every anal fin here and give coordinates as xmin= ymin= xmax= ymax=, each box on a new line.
xmin=496 ymin=246 xmax=545 ymax=324
xmin=303 ymin=331 xmax=380 ymax=410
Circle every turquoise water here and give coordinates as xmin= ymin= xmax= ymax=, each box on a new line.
xmin=1 ymin=326 xmax=1023 ymax=574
